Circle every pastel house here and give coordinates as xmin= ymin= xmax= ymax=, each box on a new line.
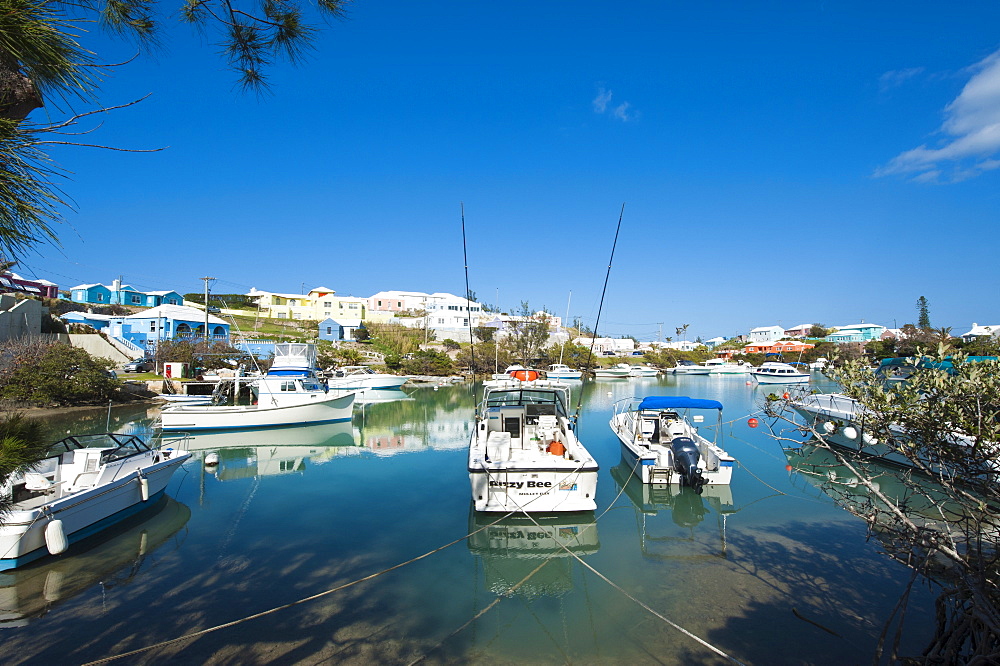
xmin=108 ymin=304 xmax=230 ymax=355
xmin=71 ymin=279 xmax=182 ymax=308
xmin=826 ymin=323 xmax=886 ymax=343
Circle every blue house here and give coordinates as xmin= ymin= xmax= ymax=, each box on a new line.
xmin=70 ymin=279 xmax=183 ymax=308
xmin=319 ymin=317 xmax=363 ymax=342
xmin=827 ymin=323 xmax=886 ymax=343
xmin=108 ymin=304 xmax=230 ymax=354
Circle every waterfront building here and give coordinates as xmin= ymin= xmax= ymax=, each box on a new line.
xmin=107 ymin=304 xmax=231 ymax=356
xmin=748 ymin=325 xmax=785 ymax=344
xmin=248 ymin=287 xmax=368 ymax=322
xmin=960 ymin=323 xmax=1000 ymax=344
xmin=826 ymin=323 xmax=887 ymax=343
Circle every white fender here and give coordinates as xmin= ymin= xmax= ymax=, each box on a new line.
xmin=843 ymin=426 xmax=858 ymax=441
xmin=862 ymin=432 xmax=879 ymax=446
xmin=139 ymin=476 xmax=149 ymax=502
xmin=823 ymin=421 xmax=836 ymax=434
xmin=44 ymin=519 xmax=68 ymax=555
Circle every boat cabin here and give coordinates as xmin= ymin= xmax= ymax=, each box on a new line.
xmin=480 ymin=386 xmax=574 ymax=462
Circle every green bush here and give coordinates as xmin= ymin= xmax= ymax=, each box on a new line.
xmin=0 ymin=342 xmax=118 ymax=406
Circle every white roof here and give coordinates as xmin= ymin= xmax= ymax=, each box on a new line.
xmin=831 ymin=323 xmax=884 ymax=331
xmin=70 ymin=283 xmax=102 ymax=290
xmin=61 ymin=312 xmax=113 ymax=322
xmin=125 ymin=304 xmax=228 ymax=324
xmin=963 ymin=323 xmax=1000 ymax=337
xmin=785 ymin=323 xmax=812 ymax=330
xmin=750 ymin=325 xmax=783 ymax=332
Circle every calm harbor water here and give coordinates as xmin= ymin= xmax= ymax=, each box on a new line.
xmin=1 ymin=375 xmax=936 ymax=664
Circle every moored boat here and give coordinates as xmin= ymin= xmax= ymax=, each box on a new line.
xmin=468 ymin=380 xmax=598 ymax=512
xmin=593 ymin=363 xmax=632 ymax=379
xmin=0 ymin=432 xmax=191 ymax=571
xmin=324 ymin=365 xmax=408 ymax=390
xmin=701 ymin=358 xmax=753 ymax=374
xmin=751 ymin=361 xmax=810 ymax=384
xmin=628 ymin=364 xmax=659 ymax=377
xmin=159 ymin=343 xmax=355 ymax=431
xmin=670 ymin=360 xmax=711 ymax=375
xmin=609 ymin=396 xmax=735 ymax=489
xmin=546 ymin=363 xmax=583 ymax=380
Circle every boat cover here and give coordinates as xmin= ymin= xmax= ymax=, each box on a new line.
xmin=636 ymin=396 xmax=723 ymax=411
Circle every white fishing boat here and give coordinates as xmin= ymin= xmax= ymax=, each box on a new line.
xmin=159 ymin=343 xmax=355 ymax=431
xmin=628 ymin=364 xmax=659 ymax=377
xmin=751 ymin=362 xmax=810 ymax=384
xmin=0 ymin=432 xmax=191 ymax=571
xmin=546 ymin=363 xmax=583 ymax=380
xmin=468 ymin=380 xmax=599 ymax=512
xmin=593 ymin=363 xmax=632 ymax=379
xmin=701 ymin=358 xmax=753 ymax=374
xmin=609 ymin=396 xmax=735 ymax=489
xmin=670 ymin=360 xmax=711 ymax=375
xmin=324 ymin=365 xmax=408 ymax=390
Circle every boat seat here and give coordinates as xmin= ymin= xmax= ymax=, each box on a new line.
xmin=67 ymin=471 xmax=100 ymax=492
xmin=24 ymin=472 xmax=55 ymax=493
xmin=486 ymin=431 xmax=511 ymax=462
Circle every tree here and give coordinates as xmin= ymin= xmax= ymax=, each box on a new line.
xmin=767 ymin=349 xmax=1000 ymax=661
xmin=808 ymin=323 xmax=830 ymax=338
xmin=675 ymin=324 xmax=690 ymax=341
xmin=501 ymin=302 xmax=551 ymax=364
xmin=1 ymin=0 xmax=348 ymax=259
xmin=473 ymin=325 xmax=495 ymax=343
xmin=917 ymin=296 xmax=931 ymax=329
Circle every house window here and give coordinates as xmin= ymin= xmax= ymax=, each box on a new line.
xmin=150 ymin=322 xmax=156 ymax=332
xmin=96 ymin=294 xmax=104 ymax=302
xmin=131 ymin=295 xmax=141 ymax=304
xmin=438 ymin=318 xmax=445 ymax=324
xmin=326 ymin=327 xmax=332 ymax=334
xmin=324 ymin=302 xmax=332 ymax=307
xmin=377 ymin=300 xmax=382 ymax=307
xmin=324 ymin=311 xmax=331 ymax=317
xmin=349 ymin=303 xmax=358 ymax=309
xmin=397 ymin=301 xmax=402 ymax=307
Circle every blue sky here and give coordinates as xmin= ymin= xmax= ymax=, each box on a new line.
xmin=19 ymin=1 xmax=1000 ymax=342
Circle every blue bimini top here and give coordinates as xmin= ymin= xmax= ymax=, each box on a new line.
xmin=636 ymin=396 xmax=723 ymax=411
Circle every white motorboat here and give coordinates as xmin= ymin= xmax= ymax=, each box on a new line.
xmin=0 ymin=432 xmax=191 ymax=571
xmin=670 ymin=360 xmax=711 ymax=375
xmin=609 ymin=396 xmax=735 ymax=489
xmin=628 ymin=364 xmax=659 ymax=377
xmin=155 ymin=394 xmax=214 ymax=405
xmin=325 ymin=365 xmax=408 ymax=390
xmin=159 ymin=343 xmax=355 ymax=431
xmin=468 ymin=380 xmax=599 ymax=512
xmin=546 ymin=363 xmax=583 ymax=380
xmin=751 ymin=362 xmax=811 ymax=384
xmin=593 ymin=363 xmax=632 ymax=379
xmin=701 ymin=358 xmax=753 ymax=374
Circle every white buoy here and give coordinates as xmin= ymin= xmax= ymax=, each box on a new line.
xmin=139 ymin=477 xmax=149 ymax=502
xmin=205 ymin=452 xmax=220 ymax=466
xmin=843 ymin=426 xmax=858 ymax=440
xmin=823 ymin=421 xmax=836 ymax=434
xmin=607 ymin=391 xmax=613 ymax=397
xmin=44 ymin=519 xmax=68 ymax=555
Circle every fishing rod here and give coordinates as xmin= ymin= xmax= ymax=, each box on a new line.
xmin=575 ymin=202 xmax=625 ymax=422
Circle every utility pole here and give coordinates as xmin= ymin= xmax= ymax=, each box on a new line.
xmin=201 ymin=276 xmax=215 ymax=342
xmin=657 ymin=322 xmax=663 ymax=344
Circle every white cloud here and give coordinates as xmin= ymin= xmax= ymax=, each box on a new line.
xmin=593 ymin=86 xmax=637 ymax=121
xmin=876 ymin=49 xmax=1000 ymax=183
xmin=878 ymin=67 xmax=924 ymax=93
xmin=593 ymin=88 xmax=612 ymax=113
xmin=612 ymin=102 xmax=634 ymax=121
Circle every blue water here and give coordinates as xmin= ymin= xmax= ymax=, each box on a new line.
xmin=0 ymin=375 xmax=936 ymax=664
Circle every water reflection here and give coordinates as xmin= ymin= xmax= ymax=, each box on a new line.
xmin=185 ymin=421 xmax=362 ymax=480
xmin=611 ymin=459 xmax=736 ymax=561
xmin=0 ymin=495 xmax=190 ymax=628
xmin=357 ymin=385 xmax=475 ymax=454
xmin=467 ymin=509 xmax=599 ymax=598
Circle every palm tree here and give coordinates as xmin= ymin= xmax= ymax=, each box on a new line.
xmin=0 ymin=414 xmax=52 ymax=518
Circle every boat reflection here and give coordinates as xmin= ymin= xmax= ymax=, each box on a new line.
xmin=610 ymin=459 xmax=736 ymax=560
xmin=467 ymin=509 xmax=599 ymax=598
xmin=184 ymin=421 xmax=362 ymax=480
xmin=0 ymin=495 xmax=190 ymax=628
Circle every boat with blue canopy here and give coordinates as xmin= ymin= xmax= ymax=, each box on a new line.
xmin=609 ymin=396 xmax=735 ymax=490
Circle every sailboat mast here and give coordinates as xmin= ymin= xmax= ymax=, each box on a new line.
xmin=559 ymin=290 xmax=572 ymax=365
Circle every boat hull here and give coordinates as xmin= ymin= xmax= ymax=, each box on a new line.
xmin=327 ymin=375 xmax=408 ymax=391
xmin=468 ymin=465 xmax=598 ymax=512
xmin=752 ymin=373 xmax=810 ymax=384
xmin=160 ymin=392 xmax=355 ymax=431
xmin=0 ymin=452 xmax=190 ymax=571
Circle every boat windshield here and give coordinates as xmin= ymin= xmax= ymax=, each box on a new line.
xmin=45 ymin=433 xmax=152 ymax=463
xmin=484 ymin=388 xmax=569 ymax=418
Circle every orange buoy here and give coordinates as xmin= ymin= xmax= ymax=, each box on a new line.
xmin=782 ymin=392 xmax=790 ymax=400
xmin=511 ymin=369 xmax=539 ymax=381
xmin=748 ymin=418 xmax=759 ymax=428
xmin=785 ymin=464 xmax=792 ymax=471
xmin=547 ymin=440 xmax=566 ymax=456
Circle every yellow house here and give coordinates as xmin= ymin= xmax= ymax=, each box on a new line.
xmin=248 ymin=287 xmax=368 ymax=322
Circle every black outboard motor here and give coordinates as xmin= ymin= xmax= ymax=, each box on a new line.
xmin=670 ymin=437 xmax=705 ymax=493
